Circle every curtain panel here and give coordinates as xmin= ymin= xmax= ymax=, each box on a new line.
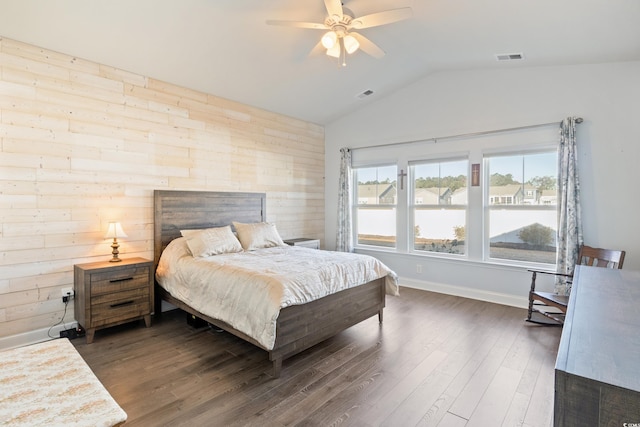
xmin=556 ymin=117 xmax=583 ymax=295
xmin=336 ymin=148 xmax=353 ymax=252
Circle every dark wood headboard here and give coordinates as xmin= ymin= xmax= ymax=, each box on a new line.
xmin=153 ymin=190 xmax=266 ymax=269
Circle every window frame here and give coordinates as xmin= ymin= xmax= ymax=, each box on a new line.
xmin=349 ymin=126 xmax=559 ymax=269
xmin=482 ymin=147 xmax=559 ymax=267
xmin=409 ymin=156 xmax=469 ymax=258
xmin=352 ymin=163 xmax=399 ymax=250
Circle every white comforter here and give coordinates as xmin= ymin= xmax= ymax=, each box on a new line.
xmin=156 ymin=238 xmax=398 ymax=350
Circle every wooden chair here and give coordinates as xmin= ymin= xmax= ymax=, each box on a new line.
xmin=526 ymin=245 xmax=625 ymax=325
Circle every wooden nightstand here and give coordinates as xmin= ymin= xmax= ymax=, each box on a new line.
xmin=74 ymin=257 xmax=154 ymax=343
xmin=283 ymin=238 xmax=320 ymax=249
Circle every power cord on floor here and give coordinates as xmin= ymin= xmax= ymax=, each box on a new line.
xmin=47 ymin=298 xmax=70 ymax=339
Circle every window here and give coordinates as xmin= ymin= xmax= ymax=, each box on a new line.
xmin=411 ymin=159 xmax=468 ymax=255
xmin=485 ymin=151 xmax=557 ymax=264
xmin=354 ymin=165 xmax=397 ymax=248
xmin=350 ymin=125 xmax=558 ymax=267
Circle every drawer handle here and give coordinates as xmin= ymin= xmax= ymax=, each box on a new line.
xmin=109 ymin=277 xmax=134 ymax=283
xmin=110 ymin=300 xmax=134 ymax=308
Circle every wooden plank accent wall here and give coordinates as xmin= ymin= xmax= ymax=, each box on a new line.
xmin=0 ymin=37 xmax=325 ymax=342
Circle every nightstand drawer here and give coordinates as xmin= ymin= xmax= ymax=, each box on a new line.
xmin=91 ymin=286 xmax=150 ymax=307
xmin=91 ymin=295 xmax=150 ymax=327
xmin=90 ymin=265 xmax=150 ymax=296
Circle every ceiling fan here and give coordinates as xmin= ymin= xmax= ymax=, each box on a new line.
xmin=266 ymin=0 xmax=412 ymax=66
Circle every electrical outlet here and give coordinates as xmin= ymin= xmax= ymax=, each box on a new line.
xmin=61 ymin=287 xmax=74 ymax=303
xmin=416 ymin=264 xmax=423 ymax=274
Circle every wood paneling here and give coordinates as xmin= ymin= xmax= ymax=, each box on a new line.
xmin=0 ymin=36 xmax=325 ymax=341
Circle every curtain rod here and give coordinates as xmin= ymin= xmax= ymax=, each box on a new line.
xmin=349 ymin=117 xmax=583 ymax=151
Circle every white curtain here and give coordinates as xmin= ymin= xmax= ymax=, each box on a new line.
xmin=336 ymin=148 xmax=353 ymax=252
xmin=555 ymin=117 xmax=583 ymax=295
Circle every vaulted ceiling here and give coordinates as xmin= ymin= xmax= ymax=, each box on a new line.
xmin=1 ymin=0 xmax=639 ymax=125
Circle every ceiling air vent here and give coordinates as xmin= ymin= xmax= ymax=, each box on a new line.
xmin=356 ymin=89 xmax=374 ymax=99
xmin=495 ymin=52 xmax=525 ymax=61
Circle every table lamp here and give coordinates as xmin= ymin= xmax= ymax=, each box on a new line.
xmin=105 ymin=222 xmax=127 ymax=262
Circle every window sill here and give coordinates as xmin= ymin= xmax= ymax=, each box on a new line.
xmin=353 ymin=246 xmax=556 ymax=273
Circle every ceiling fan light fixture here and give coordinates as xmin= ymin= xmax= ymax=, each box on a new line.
xmin=267 ymin=1 xmax=413 ymax=65
xmin=343 ymin=34 xmax=359 ymax=54
xmin=321 ymin=31 xmax=337 ymax=49
xmin=326 ymin=43 xmax=341 ymax=58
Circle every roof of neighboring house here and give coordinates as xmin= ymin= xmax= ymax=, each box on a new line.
xmin=415 ymin=187 xmax=451 ymax=196
xmin=358 ymin=183 xmax=396 ymax=198
xmin=489 ymin=184 xmax=524 ymax=196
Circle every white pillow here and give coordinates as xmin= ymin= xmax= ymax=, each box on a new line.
xmin=232 ymin=221 xmax=285 ymax=251
xmin=180 ymin=226 xmax=243 ymax=257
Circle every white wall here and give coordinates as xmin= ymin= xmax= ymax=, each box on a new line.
xmin=325 ymin=61 xmax=640 ymax=306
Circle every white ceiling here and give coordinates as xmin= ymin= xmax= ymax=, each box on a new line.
xmin=1 ymin=0 xmax=639 ymax=125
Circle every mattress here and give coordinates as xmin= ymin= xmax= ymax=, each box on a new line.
xmin=0 ymin=338 xmax=127 ymax=427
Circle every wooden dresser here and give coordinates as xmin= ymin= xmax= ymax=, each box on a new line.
xmin=74 ymin=257 xmax=153 ymax=343
xmin=554 ymin=265 xmax=640 ymax=426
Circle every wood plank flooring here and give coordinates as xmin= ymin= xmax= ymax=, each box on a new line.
xmin=72 ymin=287 xmax=561 ymax=427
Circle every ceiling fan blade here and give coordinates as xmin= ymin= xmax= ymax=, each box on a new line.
xmin=350 ymin=33 xmax=385 ymax=59
xmin=308 ymin=41 xmax=326 ymax=57
xmin=266 ymin=20 xmax=327 ymax=30
xmin=350 ymin=8 xmax=412 ymax=29
xmin=324 ymin=0 xmax=344 ymax=20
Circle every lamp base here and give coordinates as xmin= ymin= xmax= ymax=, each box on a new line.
xmin=110 ymin=239 xmax=122 ymax=262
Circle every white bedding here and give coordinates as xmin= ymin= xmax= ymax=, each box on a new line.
xmin=156 ymin=238 xmax=398 ymax=350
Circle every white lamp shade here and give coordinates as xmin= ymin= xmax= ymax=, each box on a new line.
xmin=321 ymin=31 xmax=337 ymax=49
xmin=105 ymin=222 xmax=127 ymax=239
xmin=326 ymin=43 xmax=341 ymax=58
xmin=343 ymin=34 xmax=359 ymax=54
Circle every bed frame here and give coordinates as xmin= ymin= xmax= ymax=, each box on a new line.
xmin=153 ymin=190 xmax=385 ymax=378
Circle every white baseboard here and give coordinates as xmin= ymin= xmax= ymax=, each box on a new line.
xmin=0 ymin=321 xmax=78 ymax=351
xmin=2 ymin=302 xmax=175 ymax=351
xmin=399 ymin=276 xmax=529 ymax=309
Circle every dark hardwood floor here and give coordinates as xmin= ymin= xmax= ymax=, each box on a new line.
xmin=72 ymin=287 xmax=561 ymax=427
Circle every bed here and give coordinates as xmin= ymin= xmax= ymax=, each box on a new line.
xmin=0 ymin=338 xmax=127 ymax=427
xmin=153 ymin=190 xmax=397 ymax=378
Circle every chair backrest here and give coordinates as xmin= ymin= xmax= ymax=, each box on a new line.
xmin=577 ymin=245 xmax=625 ymax=269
